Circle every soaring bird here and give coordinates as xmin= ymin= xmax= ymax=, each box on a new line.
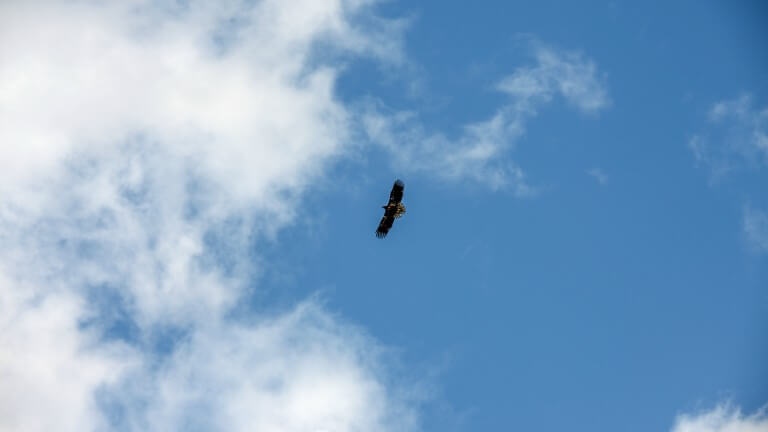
xmin=376 ymin=179 xmax=406 ymax=238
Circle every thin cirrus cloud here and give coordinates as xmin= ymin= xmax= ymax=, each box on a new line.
xmin=688 ymin=95 xmax=768 ymax=254
xmin=587 ymin=168 xmax=609 ymax=185
xmin=362 ymin=45 xmax=610 ymax=194
xmin=743 ymin=206 xmax=768 ymax=253
xmin=688 ymin=95 xmax=768 ymax=180
xmin=670 ymin=403 xmax=768 ymax=432
xmin=0 ymin=1 xmax=419 ymax=431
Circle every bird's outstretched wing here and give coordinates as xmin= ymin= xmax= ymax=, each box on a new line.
xmin=376 ymin=215 xmax=395 ymax=238
xmin=389 ymin=179 xmax=404 ymax=204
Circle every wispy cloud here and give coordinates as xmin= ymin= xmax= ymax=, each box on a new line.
xmin=689 ymin=95 xmax=768 ymax=255
xmin=362 ymin=45 xmax=610 ymax=193
xmin=496 ymin=45 xmax=610 ymax=114
xmin=0 ymin=1 xmax=420 ymax=431
xmin=689 ymin=95 xmax=768 ymax=180
xmin=744 ymin=206 xmax=768 ymax=253
xmin=587 ymin=168 xmax=608 ymax=184
xmin=671 ymin=403 xmax=768 ymax=432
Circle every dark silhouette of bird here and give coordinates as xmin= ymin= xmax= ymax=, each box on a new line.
xmin=376 ymin=179 xmax=406 ymax=238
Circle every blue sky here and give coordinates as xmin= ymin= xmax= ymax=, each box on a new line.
xmin=0 ymin=1 xmax=766 ymax=431
xmin=268 ymin=2 xmax=768 ymax=430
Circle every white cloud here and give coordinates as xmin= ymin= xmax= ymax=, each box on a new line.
xmin=689 ymin=95 xmax=768 ymax=180
xmin=362 ymin=45 xmax=609 ymax=192
xmin=689 ymin=95 xmax=768 ymax=255
xmin=0 ymin=278 xmax=136 ymax=432
xmin=362 ymin=106 xmax=532 ymax=193
xmin=0 ymin=1 xmax=420 ymax=431
xmin=0 ymin=0 xmax=365 ymax=325
xmin=496 ymin=46 xmax=610 ymax=114
xmin=744 ymin=206 xmax=768 ymax=253
xmin=101 ymin=302 xmax=419 ymax=432
xmin=671 ymin=403 xmax=768 ymax=432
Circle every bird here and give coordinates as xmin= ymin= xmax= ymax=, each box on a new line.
xmin=376 ymin=179 xmax=406 ymax=238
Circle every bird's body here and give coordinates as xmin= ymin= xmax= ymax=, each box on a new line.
xmin=376 ymin=180 xmax=406 ymax=238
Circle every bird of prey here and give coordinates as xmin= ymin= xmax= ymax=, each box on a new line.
xmin=376 ymin=179 xmax=406 ymax=238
